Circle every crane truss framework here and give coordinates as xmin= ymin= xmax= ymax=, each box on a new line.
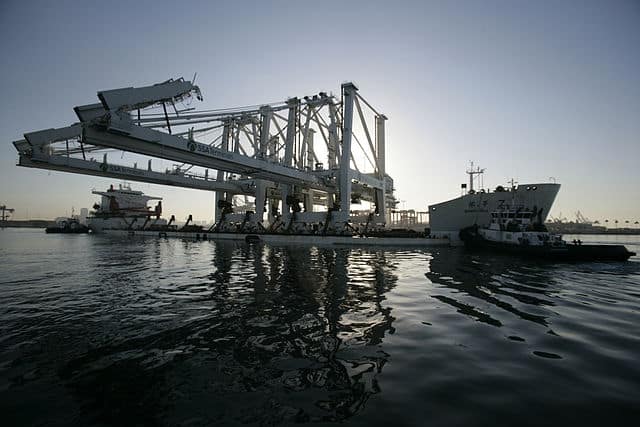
xmin=13 ymin=78 xmax=396 ymax=232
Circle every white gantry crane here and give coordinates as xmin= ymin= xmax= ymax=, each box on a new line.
xmin=13 ymin=78 xmax=396 ymax=235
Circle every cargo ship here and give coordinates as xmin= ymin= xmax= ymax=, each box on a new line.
xmin=429 ymin=164 xmax=560 ymax=241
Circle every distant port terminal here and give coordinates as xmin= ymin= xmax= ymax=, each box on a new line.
xmin=545 ymin=211 xmax=640 ymax=235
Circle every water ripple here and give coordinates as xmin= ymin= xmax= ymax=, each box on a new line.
xmin=1 ymin=229 xmax=639 ymax=426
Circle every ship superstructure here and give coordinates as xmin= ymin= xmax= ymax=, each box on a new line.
xmin=92 ymin=184 xmax=162 ymax=217
xmin=87 ymin=184 xmax=166 ymax=232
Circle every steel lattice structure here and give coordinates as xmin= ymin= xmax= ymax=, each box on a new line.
xmin=13 ymin=78 xmax=396 ymax=234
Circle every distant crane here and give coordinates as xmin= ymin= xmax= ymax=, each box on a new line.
xmin=549 ymin=212 xmax=568 ymax=223
xmin=1 ymin=204 xmax=15 ymax=227
xmin=575 ymin=210 xmax=592 ymax=224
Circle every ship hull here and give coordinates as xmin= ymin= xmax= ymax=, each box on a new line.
xmin=428 ymin=183 xmax=561 ymax=241
xmin=95 ymin=229 xmax=451 ymax=247
xmin=460 ymin=232 xmax=635 ymax=262
xmin=45 ymin=226 xmax=89 ymax=234
xmin=87 ymin=216 xmax=167 ymax=233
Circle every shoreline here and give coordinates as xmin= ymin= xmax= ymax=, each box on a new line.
xmin=3 ymin=220 xmax=639 ymax=236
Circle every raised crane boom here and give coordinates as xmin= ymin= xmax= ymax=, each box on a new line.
xmin=97 ymin=78 xmax=202 ymax=113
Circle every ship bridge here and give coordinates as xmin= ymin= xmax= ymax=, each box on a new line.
xmin=13 ymin=78 xmax=396 ymax=233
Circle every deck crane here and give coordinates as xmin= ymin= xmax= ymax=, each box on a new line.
xmin=13 ymin=78 xmax=396 ymax=235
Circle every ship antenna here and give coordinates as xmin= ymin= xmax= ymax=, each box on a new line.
xmin=466 ymin=161 xmax=485 ymax=193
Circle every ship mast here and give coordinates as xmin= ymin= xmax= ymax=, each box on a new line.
xmin=466 ymin=161 xmax=485 ymax=193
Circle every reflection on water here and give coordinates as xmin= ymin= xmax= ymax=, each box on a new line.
xmin=1 ymin=230 xmax=639 ymax=426
xmin=425 ymin=245 xmax=640 ymax=365
xmin=427 ymin=248 xmax=554 ymax=328
xmin=2 ymin=234 xmax=401 ymax=425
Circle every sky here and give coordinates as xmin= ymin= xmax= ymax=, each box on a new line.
xmin=1 ymin=0 xmax=639 ymax=224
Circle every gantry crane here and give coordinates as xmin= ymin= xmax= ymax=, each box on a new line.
xmin=13 ymin=78 xmax=396 ymax=235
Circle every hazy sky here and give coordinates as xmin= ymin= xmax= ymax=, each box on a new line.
xmin=1 ymin=0 xmax=639 ymax=223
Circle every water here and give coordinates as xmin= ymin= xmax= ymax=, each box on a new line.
xmin=1 ymin=229 xmax=639 ymax=426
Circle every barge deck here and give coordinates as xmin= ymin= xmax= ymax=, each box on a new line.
xmin=100 ymin=229 xmax=451 ymax=247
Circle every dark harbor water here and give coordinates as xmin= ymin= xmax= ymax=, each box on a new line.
xmin=1 ymin=228 xmax=639 ymax=426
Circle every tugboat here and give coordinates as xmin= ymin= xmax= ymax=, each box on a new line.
xmin=459 ymin=205 xmax=636 ymax=262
